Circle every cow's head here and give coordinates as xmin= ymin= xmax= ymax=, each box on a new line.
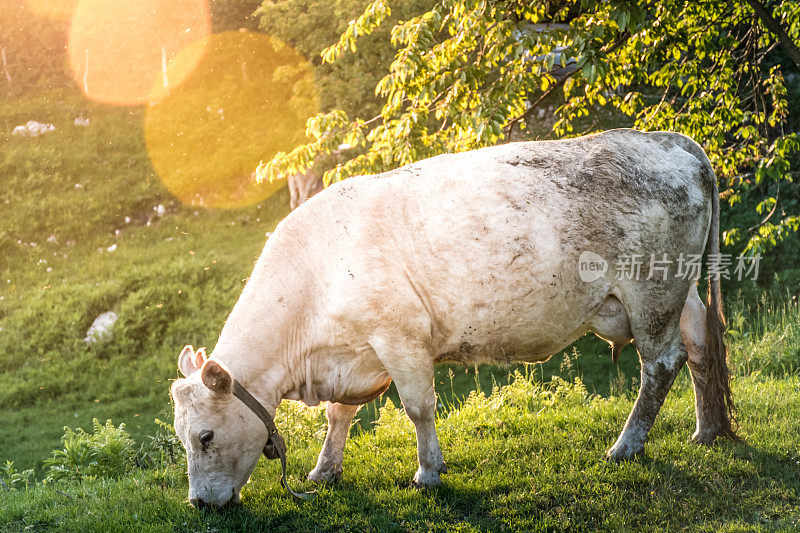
xmin=171 ymin=345 xmax=268 ymax=508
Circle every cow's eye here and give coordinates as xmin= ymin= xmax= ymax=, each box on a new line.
xmin=199 ymin=430 xmax=214 ymax=447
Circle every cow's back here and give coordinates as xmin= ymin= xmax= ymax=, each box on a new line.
xmin=277 ymin=129 xmax=713 ymax=363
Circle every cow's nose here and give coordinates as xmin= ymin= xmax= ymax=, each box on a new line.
xmin=190 ymin=498 xmax=210 ymax=510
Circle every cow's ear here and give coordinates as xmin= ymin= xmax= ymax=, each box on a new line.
xmin=193 ymin=347 xmax=207 ymax=369
xmin=201 ymin=360 xmax=232 ymax=395
xmin=178 ymin=345 xmax=200 ymax=377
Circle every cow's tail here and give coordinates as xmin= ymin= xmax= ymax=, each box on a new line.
xmin=703 ymin=167 xmax=740 ymax=442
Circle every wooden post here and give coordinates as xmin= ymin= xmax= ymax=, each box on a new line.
xmin=162 ymin=46 xmax=168 ymax=91
xmin=1 ymin=47 xmax=11 ymax=87
xmin=83 ymin=48 xmax=89 ymax=95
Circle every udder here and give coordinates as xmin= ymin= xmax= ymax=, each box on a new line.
xmin=588 ymin=296 xmax=633 ymax=362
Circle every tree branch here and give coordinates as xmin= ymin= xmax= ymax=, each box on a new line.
xmin=747 ymin=184 xmax=780 ymax=233
xmin=504 ymin=30 xmax=631 ymax=133
xmin=744 ymin=0 xmax=800 ymax=69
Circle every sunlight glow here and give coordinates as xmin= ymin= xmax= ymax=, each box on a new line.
xmin=144 ymin=32 xmax=319 ymax=209
xmin=67 ymin=0 xmax=211 ymax=106
xmin=23 ymin=0 xmax=77 ymax=21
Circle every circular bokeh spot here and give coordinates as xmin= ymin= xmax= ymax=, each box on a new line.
xmin=144 ymin=32 xmax=319 ymax=209
xmin=68 ymin=0 xmax=211 ymax=105
xmin=24 ymin=0 xmax=77 ymax=21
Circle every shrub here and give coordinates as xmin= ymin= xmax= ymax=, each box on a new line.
xmin=134 ymin=418 xmax=184 ymax=470
xmin=0 ymin=460 xmax=33 ymax=491
xmin=43 ymin=419 xmax=135 ymax=482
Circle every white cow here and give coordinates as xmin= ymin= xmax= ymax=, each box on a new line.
xmin=172 ymin=129 xmax=738 ymax=508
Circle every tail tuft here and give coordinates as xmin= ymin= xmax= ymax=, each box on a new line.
xmin=704 ymin=278 xmax=740 ymax=441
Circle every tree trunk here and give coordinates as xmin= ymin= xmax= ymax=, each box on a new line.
xmin=744 ymin=0 xmax=800 ymax=69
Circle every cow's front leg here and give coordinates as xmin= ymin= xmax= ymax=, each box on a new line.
xmin=607 ymin=333 xmax=688 ymax=461
xmin=372 ymin=342 xmax=445 ymax=486
xmin=394 ymin=367 xmax=446 ymax=486
xmin=308 ymin=403 xmax=359 ymax=482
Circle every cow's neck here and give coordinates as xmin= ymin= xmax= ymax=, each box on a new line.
xmin=210 ymin=286 xmax=321 ymax=413
xmin=210 ymin=225 xmax=330 ymax=410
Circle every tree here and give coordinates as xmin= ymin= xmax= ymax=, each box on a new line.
xmin=257 ymin=0 xmax=800 ymax=255
xmin=257 ymin=0 xmax=436 ymax=118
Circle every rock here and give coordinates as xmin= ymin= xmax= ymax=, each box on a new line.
xmin=12 ymin=121 xmax=56 ymax=137
xmin=106 ymin=244 xmax=117 ymax=252
xmin=84 ymin=311 xmax=118 ymax=344
xmin=74 ymin=117 xmax=90 ymax=127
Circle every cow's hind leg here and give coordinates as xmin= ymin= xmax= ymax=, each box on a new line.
xmin=681 ymin=284 xmax=727 ymax=444
xmin=607 ymin=296 xmax=689 ymax=461
xmin=308 ymin=403 xmax=359 ymax=482
xmin=371 ymin=338 xmax=446 ymax=487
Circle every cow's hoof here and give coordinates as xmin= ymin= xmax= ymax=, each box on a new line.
xmin=605 ymin=443 xmax=643 ymax=462
xmin=689 ymin=429 xmax=718 ymax=446
xmin=307 ymin=467 xmax=342 ymax=483
xmin=411 ymin=469 xmax=441 ymax=488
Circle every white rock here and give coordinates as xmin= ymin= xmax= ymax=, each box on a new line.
xmin=74 ymin=117 xmax=90 ymax=127
xmin=47 ymin=234 xmax=58 ymax=244
xmin=84 ymin=311 xmax=118 ymax=344
xmin=106 ymin=244 xmax=117 ymax=252
xmin=155 ymin=204 xmax=166 ymax=216
xmin=12 ymin=121 xmax=56 ymax=137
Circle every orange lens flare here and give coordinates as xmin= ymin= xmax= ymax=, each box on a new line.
xmin=144 ymin=32 xmax=319 ymax=209
xmin=67 ymin=0 xmax=211 ymax=106
xmin=24 ymin=0 xmax=77 ymax=22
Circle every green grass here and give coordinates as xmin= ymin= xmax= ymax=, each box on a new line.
xmin=1 ymin=374 xmax=799 ymax=532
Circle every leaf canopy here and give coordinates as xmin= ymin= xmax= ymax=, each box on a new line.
xmin=258 ymin=0 xmax=800 ymax=253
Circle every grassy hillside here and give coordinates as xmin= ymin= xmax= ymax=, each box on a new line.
xmin=0 ymin=87 xmax=290 ymax=468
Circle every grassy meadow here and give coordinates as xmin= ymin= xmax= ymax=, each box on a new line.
xmin=1 ymin=89 xmax=800 ymax=531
